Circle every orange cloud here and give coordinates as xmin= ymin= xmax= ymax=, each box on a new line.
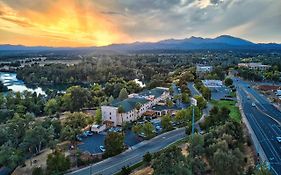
xmin=0 ymin=0 xmax=131 ymax=47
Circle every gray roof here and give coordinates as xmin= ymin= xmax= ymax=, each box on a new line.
xmin=110 ymin=87 xmax=167 ymax=113
xmin=112 ymin=97 xmax=148 ymax=113
xmin=138 ymin=87 xmax=167 ymax=98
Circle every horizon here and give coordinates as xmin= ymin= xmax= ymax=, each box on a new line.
xmin=1 ymin=34 xmax=281 ymax=48
xmin=0 ymin=0 xmax=281 ymax=47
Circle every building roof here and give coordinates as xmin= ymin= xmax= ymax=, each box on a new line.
xmin=112 ymin=97 xmax=148 ymax=113
xmin=109 ymin=87 xmax=168 ymax=113
xmin=202 ymin=80 xmax=223 ymax=88
xmin=150 ymin=104 xmax=182 ymax=111
xmin=138 ymin=87 xmax=167 ymax=98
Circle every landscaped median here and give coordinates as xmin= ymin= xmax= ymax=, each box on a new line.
xmin=211 ymin=99 xmax=241 ymax=122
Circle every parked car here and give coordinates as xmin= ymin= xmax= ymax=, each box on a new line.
xmin=138 ymin=132 xmax=146 ymax=138
xmin=276 ymin=137 xmax=281 ymax=143
xmin=82 ymin=132 xmax=88 ymax=137
xmin=155 ymin=125 xmax=162 ymax=131
xmin=251 ymin=103 xmax=256 ymax=107
xmin=84 ymin=131 xmax=93 ymax=136
xmin=76 ymin=135 xmax=82 ymax=141
xmin=99 ymin=145 xmax=106 ymax=152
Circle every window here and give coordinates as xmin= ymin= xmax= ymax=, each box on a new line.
xmin=110 ymin=117 xmax=112 ymax=119
xmin=109 ymin=112 xmax=111 ymax=115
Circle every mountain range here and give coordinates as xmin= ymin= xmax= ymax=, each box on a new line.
xmin=1 ymin=35 xmax=281 ymax=52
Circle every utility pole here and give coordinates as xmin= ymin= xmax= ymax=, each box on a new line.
xmin=191 ymin=105 xmax=195 ymax=140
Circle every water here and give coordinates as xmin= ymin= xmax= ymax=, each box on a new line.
xmin=0 ymin=72 xmax=46 ymax=95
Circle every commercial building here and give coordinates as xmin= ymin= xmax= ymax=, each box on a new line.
xmin=238 ymin=63 xmax=271 ymax=71
xmin=101 ymin=87 xmax=169 ymax=127
xmin=202 ymin=80 xmax=223 ymax=88
xmin=196 ymin=65 xmax=213 ymax=73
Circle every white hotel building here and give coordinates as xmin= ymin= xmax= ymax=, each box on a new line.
xmin=101 ymin=87 xmax=169 ymax=127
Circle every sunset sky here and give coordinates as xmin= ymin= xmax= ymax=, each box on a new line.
xmin=0 ymin=0 xmax=281 ymax=47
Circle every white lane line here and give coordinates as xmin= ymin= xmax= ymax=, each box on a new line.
xmin=249 ymin=113 xmax=281 ymax=162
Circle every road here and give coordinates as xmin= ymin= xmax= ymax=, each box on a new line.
xmin=67 ymin=128 xmax=186 ymax=175
xmin=187 ymin=82 xmax=212 ymax=121
xmin=234 ymin=77 xmax=281 ymax=175
xmin=187 ymin=82 xmax=201 ymax=96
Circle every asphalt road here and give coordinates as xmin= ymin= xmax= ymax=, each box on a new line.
xmin=187 ymin=82 xmax=201 ymax=96
xmin=67 ymin=128 xmax=186 ymax=175
xmin=234 ymin=78 xmax=281 ymax=175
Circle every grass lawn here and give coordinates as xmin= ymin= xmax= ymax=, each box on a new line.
xmin=211 ymin=100 xmax=241 ymax=122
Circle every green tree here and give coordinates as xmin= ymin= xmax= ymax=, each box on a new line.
xmin=152 ymin=146 xmax=192 ymax=175
xmin=104 ymin=132 xmax=124 ymax=157
xmin=143 ymin=122 xmax=155 ymax=139
xmin=32 ymin=167 xmax=44 ymax=175
xmin=108 ymin=95 xmax=114 ymax=104
xmin=0 ymin=144 xmax=23 ymax=169
xmin=175 ymin=109 xmax=188 ymax=123
xmin=201 ymin=87 xmax=211 ymax=101
xmin=20 ymin=122 xmax=54 ymax=154
xmin=60 ymin=112 xmax=88 ymax=142
xmin=143 ymin=152 xmax=152 ymax=165
xmin=161 ymin=114 xmax=173 ymax=131
xmin=118 ymin=106 xmax=125 ymax=125
xmin=60 ymin=125 xmax=76 ymax=142
xmin=46 ymin=150 xmax=70 ymax=175
xmin=166 ymin=99 xmax=173 ymax=108
xmin=182 ymin=92 xmax=190 ymax=103
xmin=212 ymin=148 xmax=244 ymax=175
xmin=62 ymin=86 xmax=90 ymax=111
xmin=120 ymin=166 xmax=132 ymax=175
xmin=118 ymin=88 xmax=128 ymax=100
xmin=194 ymin=95 xmax=207 ymax=109
xmin=95 ymin=108 xmax=102 ymax=125
xmin=132 ymin=124 xmax=142 ymax=135
xmin=224 ymin=78 xmax=233 ymax=87
xmin=44 ymin=98 xmax=59 ymax=115
xmin=189 ymin=133 xmax=205 ymax=157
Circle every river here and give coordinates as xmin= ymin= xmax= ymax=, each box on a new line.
xmin=0 ymin=72 xmax=46 ymax=95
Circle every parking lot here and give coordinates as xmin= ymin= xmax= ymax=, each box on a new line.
xmin=211 ymin=86 xmax=231 ymax=100
xmin=78 ymin=130 xmax=142 ymax=154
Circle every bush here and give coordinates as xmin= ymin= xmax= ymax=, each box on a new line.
xmin=143 ymin=152 xmax=152 ymax=165
xmin=32 ymin=167 xmax=44 ymax=175
xmin=120 ymin=166 xmax=132 ymax=175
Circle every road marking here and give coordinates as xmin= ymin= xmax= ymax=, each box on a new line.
xmin=249 ymin=113 xmax=281 ymax=162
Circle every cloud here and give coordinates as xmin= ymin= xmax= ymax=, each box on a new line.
xmin=0 ymin=0 xmax=281 ymax=46
xmin=0 ymin=16 xmax=32 ymax=27
xmin=99 ymin=0 xmax=281 ymax=42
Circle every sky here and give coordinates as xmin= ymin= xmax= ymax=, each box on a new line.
xmin=0 ymin=0 xmax=280 ymax=47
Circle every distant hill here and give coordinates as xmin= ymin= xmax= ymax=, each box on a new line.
xmin=1 ymin=35 xmax=281 ymax=53
xmin=100 ymin=35 xmax=281 ymax=52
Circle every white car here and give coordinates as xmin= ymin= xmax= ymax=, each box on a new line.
xmin=99 ymin=145 xmax=106 ymax=152
xmin=276 ymin=137 xmax=281 ymax=143
xmin=251 ymin=103 xmax=256 ymax=107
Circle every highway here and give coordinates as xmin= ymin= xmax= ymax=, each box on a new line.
xmin=67 ymin=128 xmax=186 ymax=175
xmin=234 ymin=78 xmax=281 ymax=174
